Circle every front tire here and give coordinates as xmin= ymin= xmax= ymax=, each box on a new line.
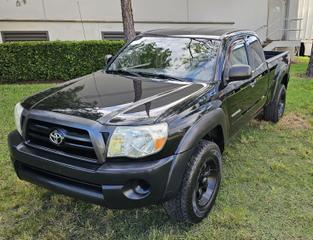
xmin=163 ymin=140 xmax=222 ymax=223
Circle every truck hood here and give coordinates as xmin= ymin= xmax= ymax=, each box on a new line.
xmin=23 ymin=71 xmax=206 ymax=124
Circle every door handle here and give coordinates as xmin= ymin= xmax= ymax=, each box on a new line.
xmin=250 ymin=80 xmax=257 ymax=88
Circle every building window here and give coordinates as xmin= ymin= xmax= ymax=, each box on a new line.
xmin=1 ymin=31 xmax=49 ymax=42
xmin=101 ymin=31 xmax=140 ymax=40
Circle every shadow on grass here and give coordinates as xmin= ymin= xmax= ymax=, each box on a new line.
xmin=28 ymin=190 xmax=193 ymax=239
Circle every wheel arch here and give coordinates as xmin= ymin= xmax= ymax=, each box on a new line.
xmin=271 ymin=64 xmax=289 ymax=103
xmin=163 ymin=108 xmax=228 ymax=200
xmin=175 ymin=108 xmax=228 ymax=155
xmin=281 ymin=73 xmax=289 ymax=89
xmin=203 ymin=125 xmax=225 ymax=152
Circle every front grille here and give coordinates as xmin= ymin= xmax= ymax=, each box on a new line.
xmin=25 ymin=119 xmax=98 ymax=161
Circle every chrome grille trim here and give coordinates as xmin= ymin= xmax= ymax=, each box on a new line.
xmin=22 ymin=110 xmax=107 ymax=163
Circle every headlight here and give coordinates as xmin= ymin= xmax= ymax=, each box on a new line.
xmin=14 ymin=102 xmax=24 ymax=135
xmin=107 ymin=123 xmax=168 ymax=158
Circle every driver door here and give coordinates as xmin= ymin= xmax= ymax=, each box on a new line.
xmin=221 ymin=39 xmax=256 ymax=135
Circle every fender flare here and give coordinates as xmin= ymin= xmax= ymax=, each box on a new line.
xmin=175 ymin=108 xmax=228 ymax=154
xmin=271 ymin=63 xmax=289 ymax=103
xmin=163 ymin=108 xmax=228 ymax=199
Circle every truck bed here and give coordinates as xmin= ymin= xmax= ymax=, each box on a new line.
xmin=264 ymin=51 xmax=290 ymax=70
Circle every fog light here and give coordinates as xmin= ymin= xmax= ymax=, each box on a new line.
xmin=123 ymin=180 xmax=151 ymax=200
xmin=134 ymin=180 xmax=150 ymax=195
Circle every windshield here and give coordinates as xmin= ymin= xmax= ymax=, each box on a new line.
xmin=107 ymin=36 xmax=221 ymax=83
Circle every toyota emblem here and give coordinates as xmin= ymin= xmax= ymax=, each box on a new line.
xmin=49 ymin=129 xmax=65 ymax=145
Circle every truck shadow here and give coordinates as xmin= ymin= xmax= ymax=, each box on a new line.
xmin=35 ymin=190 xmax=193 ymax=238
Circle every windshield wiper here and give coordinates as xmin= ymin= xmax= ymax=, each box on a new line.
xmin=106 ymin=69 xmax=142 ymax=77
xmin=132 ymin=72 xmax=186 ymax=82
xmin=107 ymin=69 xmax=186 ymax=82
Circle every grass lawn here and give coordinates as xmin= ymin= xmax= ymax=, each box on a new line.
xmin=0 ymin=58 xmax=313 ymax=240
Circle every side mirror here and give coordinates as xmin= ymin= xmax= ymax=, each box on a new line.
xmin=104 ymin=54 xmax=113 ymax=66
xmin=229 ymin=64 xmax=252 ymax=81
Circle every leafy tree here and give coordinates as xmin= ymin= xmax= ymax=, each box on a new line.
xmin=111 ymin=41 xmax=172 ymax=70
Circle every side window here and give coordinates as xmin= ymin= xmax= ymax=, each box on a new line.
xmin=247 ymin=36 xmax=265 ymax=70
xmin=229 ymin=44 xmax=248 ymax=65
xmin=224 ymin=41 xmax=248 ymax=80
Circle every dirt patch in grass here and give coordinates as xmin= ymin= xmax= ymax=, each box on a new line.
xmin=249 ymin=119 xmax=269 ymax=129
xmin=277 ymin=113 xmax=311 ymax=130
xmin=294 ymin=73 xmax=313 ymax=80
xmin=250 ymin=113 xmax=312 ymax=130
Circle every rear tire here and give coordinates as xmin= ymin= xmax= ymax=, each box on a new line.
xmin=263 ymin=85 xmax=286 ymax=123
xmin=163 ymin=140 xmax=222 ymax=223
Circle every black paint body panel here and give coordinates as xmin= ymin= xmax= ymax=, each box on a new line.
xmin=9 ymin=29 xmax=290 ymax=208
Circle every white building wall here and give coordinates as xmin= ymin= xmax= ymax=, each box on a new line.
xmin=0 ymin=0 xmax=269 ymax=42
xmin=298 ymin=0 xmax=313 ymax=55
xmin=299 ymin=0 xmax=313 ymax=40
xmin=188 ymin=0 xmax=267 ymax=30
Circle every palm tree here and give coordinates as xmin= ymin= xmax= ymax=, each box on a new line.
xmin=120 ymin=0 xmax=136 ymax=42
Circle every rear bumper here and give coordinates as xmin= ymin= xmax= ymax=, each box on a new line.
xmin=8 ymin=130 xmax=191 ymax=209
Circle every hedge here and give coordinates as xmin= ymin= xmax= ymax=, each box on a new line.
xmin=0 ymin=40 xmax=124 ymax=83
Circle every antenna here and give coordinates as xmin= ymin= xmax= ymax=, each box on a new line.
xmin=77 ymin=1 xmax=87 ymax=40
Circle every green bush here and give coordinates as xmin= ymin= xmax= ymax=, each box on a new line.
xmin=0 ymin=40 xmax=124 ymax=83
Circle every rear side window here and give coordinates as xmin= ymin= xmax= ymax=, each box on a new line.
xmin=247 ymin=36 xmax=265 ymax=69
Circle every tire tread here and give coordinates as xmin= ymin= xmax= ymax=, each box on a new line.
xmin=164 ymin=140 xmax=221 ymax=223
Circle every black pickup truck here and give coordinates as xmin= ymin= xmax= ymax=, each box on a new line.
xmin=8 ymin=28 xmax=290 ymax=223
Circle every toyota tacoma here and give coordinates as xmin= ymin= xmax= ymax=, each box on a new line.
xmin=8 ymin=28 xmax=290 ymax=223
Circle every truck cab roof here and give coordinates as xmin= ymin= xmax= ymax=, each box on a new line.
xmin=141 ymin=28 xmax=257 ymax=40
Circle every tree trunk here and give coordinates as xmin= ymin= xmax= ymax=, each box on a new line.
xmin=120 ymin=0 xmax=136 ymax=42
xmin=307 ymin=41 xmax=313 ymax=78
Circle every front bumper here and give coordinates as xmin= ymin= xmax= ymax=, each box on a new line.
xmin=8 ymin=131 xmax=192 ymax=209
